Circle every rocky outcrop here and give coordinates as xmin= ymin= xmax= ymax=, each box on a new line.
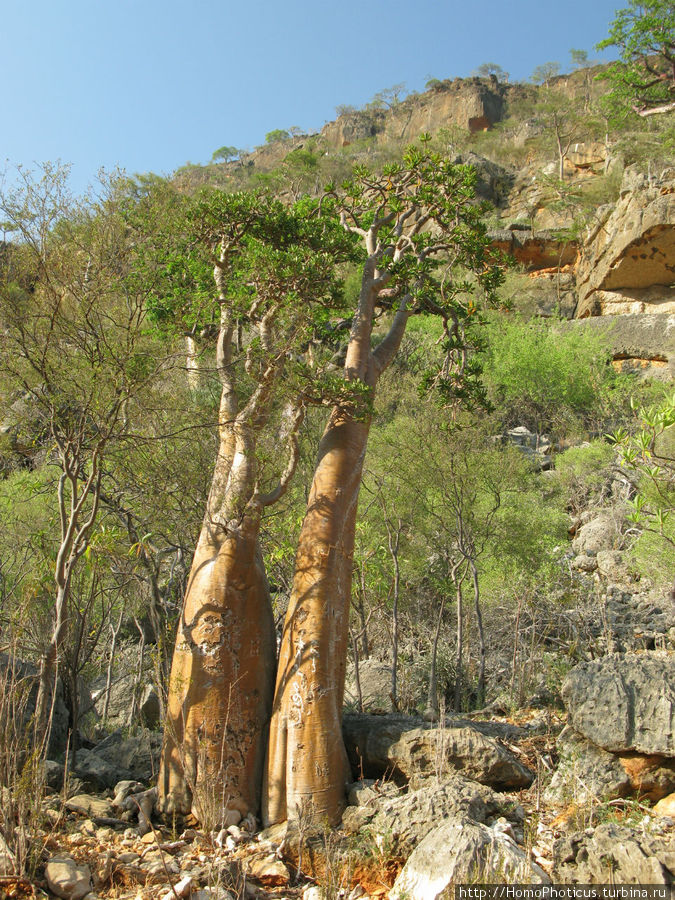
xmin=559 ymin=313 xmax=675 ymax=378
xmin=321 ymin=80 xmax=505 ymax=150
xmin=544 ymin=725 xmax=675 ymax=805
xmin=0 ymin=652 xmax=70 ymax=756
xmin=561 ymin=651 xmax=675 ymax=756
xmin=576 ymin=167 xmax=675 ymax=318
xmin=552 ymin=823 xmax=674 ymax=885
xmin=544 ymin=726 xmax=632 ymax=805
xmin=343 ymin=714 xmax=533 ymax=790
xmin=489 ymin=228 xmax=578 ymax=272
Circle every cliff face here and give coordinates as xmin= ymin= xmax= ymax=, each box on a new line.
xmin=576 ymin=168 xmax=675 ymax=318
xmin=320 ymin=79 xmax=506 ymax=149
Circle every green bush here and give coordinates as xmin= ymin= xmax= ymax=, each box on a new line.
xmin=482 ymin=316 xmax=616 ymax=436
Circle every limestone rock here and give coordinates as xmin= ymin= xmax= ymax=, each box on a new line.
xmin=561 ymin=651 xmax=675 ymax=756
xmin=91 ymin=728 xmax=162 ymax=781
xmin=45 ymin=858 xmax=92 ymax=900
xmin=552 ymin=823 xmax=673 ymax=884
xmin=618 ymin=752 xmax=675 ymax=801
xmin=247 ymin=856 xmax=290 ymax=886
xmin=577 ymin=166 xmax=675 ymax=318
xmin=570 ymin=511 xmax=618 ymax=556
xmin=344 ymin=659 xmax=393 ymax=711
xmin=654 ymin=792 xmax=675 ymax=817
xmin=0 ymin=653 xmax=70 ymax=756
xmin=72 ymin=747 xmax=130 ymax=790
xmin=65 ymin=794 xmax=115 ymax=819
xmin=390 ymin=816 xmax=548 ymax=900
xmin=342 ymin=777 xmax=503 ymax=855
xmin=558 ymin=313 xmax=675 ymax=380
xmin=543 ymin=726 xmax=631 ymax=806
xmin=489 ymin=228 xmax=578 ymax=272
xmin=343 ymin=714 xmax=533 ymax=789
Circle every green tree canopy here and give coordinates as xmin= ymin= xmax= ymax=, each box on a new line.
xmin=597 ymin=0 xmax=675 ymax=117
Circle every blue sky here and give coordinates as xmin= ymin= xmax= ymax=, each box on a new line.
xmin=2 ymin=0 xmax=621 ymax=196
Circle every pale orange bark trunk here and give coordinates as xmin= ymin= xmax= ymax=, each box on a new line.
xmin=158 ymin=513 xmax=276 ymax=822
xmin=263 ymin=407 xmax=370 ymax=825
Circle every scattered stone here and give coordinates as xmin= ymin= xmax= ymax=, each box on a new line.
xmin=95 ymin=827 xmax=115 ymax=842
xmin=221 ymin=808 xmax=242 ymax=827
xmin=654 ymin=792 xmax=675 ymax=817
xmin=390 ymin=815 xmax=548 ymax=899
xmin=160 ymin=875 xmax=192 ymax=900
xmin=45 ymin=857 xmax=92 ymax=900
xmin=248 ymin=855 xmax=290 ymax=886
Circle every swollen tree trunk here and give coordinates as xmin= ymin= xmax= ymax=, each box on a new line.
xmin=158 ymin=509 xmax=276 ymax=823
xmin=263 ymin=408 xmax=370 ymax=825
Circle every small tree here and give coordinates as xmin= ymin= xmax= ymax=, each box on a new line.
xmin=0 ymin=166 xmax=165 ymax=749
xmin=473 ymin=63 xmax=510 ymax=82
xmin=211 ymin=146 xmax=241 ymax=163
xmin=368 ymin=83 xmax=407 ymax=109
xmin=531 ymin=61 xmax=561 ymax=86
xmin=265 ymin=129 xmax=291 ymax=144
xmin=610 ymin=391 xmax=675 ymax=551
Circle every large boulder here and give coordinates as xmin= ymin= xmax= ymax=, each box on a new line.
xmin=90 ymin=728 xmax=162 ymax=781
xmin=561 ymin=651 xmax=675 ymax=756
xmin=390 ymin=816 xmax=548 ymax=900
xmin=552 ymin=823 xmax=674 ymax=884
xmin=343 ymin=714 xmax=533 ymax=790
xmin=545 ymin=726 xmax=675 ymax=806
xmin=576 ymin=167 xmax=675 ymax=318
xmin=70 ymin=747 xmax=132 ymax=790
xmin=342 ymin=777 xmax=504 ymax=856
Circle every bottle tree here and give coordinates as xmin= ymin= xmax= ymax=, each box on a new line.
xmin=154 ymin=190 xmax=357 ymax=825
xmin=263 ymin=139 xmax=504 ymax=826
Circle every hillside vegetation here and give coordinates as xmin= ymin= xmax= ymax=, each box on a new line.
xmin=0 ymin=2 xmax=674 ymax=895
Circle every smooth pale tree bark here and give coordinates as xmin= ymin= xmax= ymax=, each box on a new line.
xmin=264 ymin=267 xmax=411 ymax=825
xmin=159 ymin=287 xmax=294 ymax=822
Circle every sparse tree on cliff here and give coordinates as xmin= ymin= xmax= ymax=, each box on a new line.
xmin=263 ymin=140 xmax=503 ymax=826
